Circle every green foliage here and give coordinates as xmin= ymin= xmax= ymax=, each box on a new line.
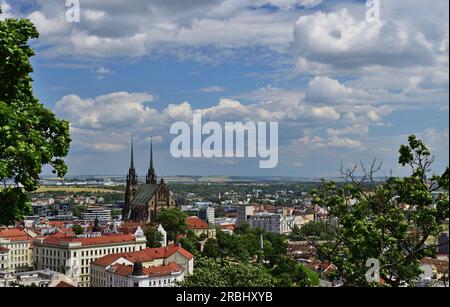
xmin=145 ymin=227 xmax=163 ymax=248
xmin=71 ymin=205 xmax=87 ymax=218
xmin=71 ymin=224 xmax=84 ymax=236
xmin=155 ymin=208 xmax=188 ymax=241
xmin=180 ymin=257 xmax=276 ymax=287
xmin=203 ymin=238 xmax=221 ymax=259
xmin=298 ymin=222 xmax=333 ymax=241
xmin=271 ymin=256 xmax=319 ymax=287
xmin=0 ymin=17 xmax=71 ymax=225
xmin=306 ymin=136 xmax=449 ymax=287
xmin=177 ymin=235 xmax=199 ymax=256
xmin=0 ymin=187 xmax=31 ymax=224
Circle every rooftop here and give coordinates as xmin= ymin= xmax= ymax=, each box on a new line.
xmin=91 ymin=244 xmax=193 ymax=267
xmin=0 ymin=228 xmax=30 ymax=242
xmin=187 ymin=216 xmax=209 ymax=229
xmin=111 ymin=262 xmax=184 ymax=278
xmin=37 ymin=234 xmax=139 ymax=247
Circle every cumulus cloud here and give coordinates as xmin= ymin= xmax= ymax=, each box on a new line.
xmin=293 ymin=9 xmax=436 ymax=70
xmin=54 ymin=90 xmax=344 ymax=154
xmin=306 ymin=76 xmax=352 ymax=102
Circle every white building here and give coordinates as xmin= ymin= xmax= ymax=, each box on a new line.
xmin=106 ymin=262 xmax=185 ymax=287
xmin=90 ymin=244 xmax=194 ymax=287
xmin=0 ymin=228 xmax=33 ymax=272
xmin=249 ymin=213 xmax=293 ymax=235
xmin=199 ymin=206 xmax=215 ymax=224
xmin=0 ymin=269 xmax=77 ymax=287
xmin=157 ymin=225 xmax=167 ymax=247
xmin=0 ymin=246 xmax=9 ymax=271
xmin=81 ymin=207 xmax=112 ymax=222
xmin=33 ymin=233 xmax=146 ymax=287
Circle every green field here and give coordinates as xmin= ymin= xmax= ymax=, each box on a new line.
xmin=35 ymin=186 xmax=124 ymax=194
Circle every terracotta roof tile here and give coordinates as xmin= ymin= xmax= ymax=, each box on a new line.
xmin=91 ymin=244 xmax=193 ymax=267
xmin=0 ymin=228 xmax=30 ymax=242
xmin=112 ymin=262 xmax=184 ymax=277
xmin=40 ymin=234 xmax=137 ymax=247
xmin=186 ymin=217 xmax=209 ymax=229
xmin=54 ymin=281 xmax=76 ymax=288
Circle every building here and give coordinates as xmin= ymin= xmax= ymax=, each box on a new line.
xmin=199 ymin=206 xmax=215 ymax=224
xmin=237 ymin=204 xmax=254 ymax=227
xmin=187 ymin=217 xmax=216 ymax=238
xmin=106 ymin=261 xmax=185 ymax=288
xmin=90 ymin=244 xmax=194 ymax=287
xmin=0 ymin=269 xmax=77 ymax=288
xmin=249 ymin=213 xmax=293 ymax=235
xmin=0 ymin=228 xmax=33 ymax=272
xmin=33 ymin=233 xmax=147 ymax=287
xmin=81 ymin=206 xmax=112 ymax=222
xmin=122 ymin=138 xmax=176 ymax=223
xmin=0 ymin=246 xmax=9 ymax=271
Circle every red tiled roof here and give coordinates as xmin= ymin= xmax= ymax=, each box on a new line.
xmin=48 ymin=221 xmax=66 ymax=227
xmin=40 ymin=234 xmax=137 ymax=247
xmin=54 ymin=281 xmax=76 ymax=288
xmin=186 ymin=217 xmax=209 ymax=229
xmin=91 ymin=244 xmax=193 ymax=267
xmin=219 ymin=224 xmax=236 ymax=231
xmin=112 ymin=262 xmax=184 ymax=277
xmin=0 ymin=229 xmax=30 ymax=242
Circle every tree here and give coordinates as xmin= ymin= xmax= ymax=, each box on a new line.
xmin=203 ymin=238 xmax=221 ymax=259
xmin=145 ymin=227 xmax=163 ymax=248
xmin=271 ymin=256 xmax=319 ymax=287
xmin=0 ymin=16 xmax=71 ymax=225
xmin=177 ymin=236 xmax=199 ymax=255
xmin=295 ymin=136 xmax=449 ymax=287
xmin=72 ymin=224 xmax=84 ymax=236
xmin=180 ymin=257 xmax=276 ymax=287
xmin=155 ymin=208 xmax=188 ymax=241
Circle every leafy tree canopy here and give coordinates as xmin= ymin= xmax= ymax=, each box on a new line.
xmin=300 ymin=136 xmax=449 ymax=287
xmin=155 ymin=208 xmax=188 ymax=241
xmin=180 ymin=257 xmax=276 ymax=287
xmin=0 ymin=16 xmax=71 ymax=225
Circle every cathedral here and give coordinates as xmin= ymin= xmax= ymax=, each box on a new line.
xmin=122 ymin=137 xmax=176 ymax=224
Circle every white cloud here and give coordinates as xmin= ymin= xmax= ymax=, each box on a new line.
xmin=293 ymin=8 xmax=436 ymax=70
xmin=198 ymin=86 xmax=226 ymax=93
xmin=94 ymin=67 xmax=113 ymax=80
xmin=306 ymin=76 xmax=352 ymax=102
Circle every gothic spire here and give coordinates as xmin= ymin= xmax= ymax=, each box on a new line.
xmin=150 ymin=137 xmax=154 ymax=171
xmin=127 ymin=135 xmax=138 ymax=186
xmin=130 ymin=135 xmax=135 ymax=170
xmin=146 ymin=136 xmax=157 ymax=184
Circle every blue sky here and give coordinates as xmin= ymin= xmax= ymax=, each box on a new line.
xmin=1 ymin=0 xmax=449 ymax=177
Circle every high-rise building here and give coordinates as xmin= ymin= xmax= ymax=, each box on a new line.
xmin=237 ymin=204 xmax=254 ymax=227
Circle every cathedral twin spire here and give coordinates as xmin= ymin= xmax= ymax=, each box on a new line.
xmin=127 ymin=136 xmax=157 ymax=186
xmin=146 ymin=138 xmax=157 ymax=184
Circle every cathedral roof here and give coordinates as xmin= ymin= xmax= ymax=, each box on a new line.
xmin=132 ymin=183 xmax=158 ymax=205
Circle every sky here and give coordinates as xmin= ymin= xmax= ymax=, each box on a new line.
xmin=1 ymin=0 xmax=449 ymax=177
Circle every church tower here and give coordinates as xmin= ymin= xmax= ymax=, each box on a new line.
xmin=124 ymin=136 xmax=139 ymax=218
xmin=146 ymin=138 xmax=157 ymax=185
